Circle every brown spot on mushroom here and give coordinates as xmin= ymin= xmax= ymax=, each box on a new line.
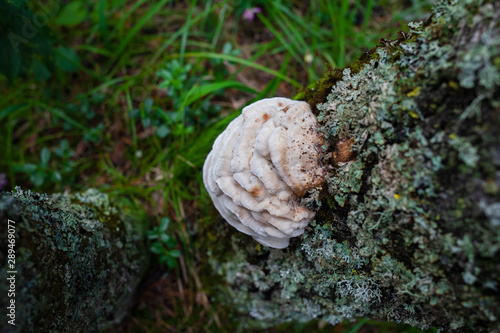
xmin=263 ymin=113 xmax=270 ymax=122
xmin=250 ymin=186 xmax=262 ymax=197
xmin=282 ymin=105 xmax=291 ymax=113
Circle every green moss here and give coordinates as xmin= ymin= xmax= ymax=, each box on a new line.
xmin=0 ymin=188 xmax=148 ymax=332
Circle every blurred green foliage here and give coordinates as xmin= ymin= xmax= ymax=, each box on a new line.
xmin=148 ymin=217 xmax=181 ymax=268
xmin=0 ymin=0 xmax=56 ymax=82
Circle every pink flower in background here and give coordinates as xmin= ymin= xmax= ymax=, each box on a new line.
xmin=0 ymin=173 xmax=8 ymax=190
xmin=242 ymin=7 xmax=262 ymax=21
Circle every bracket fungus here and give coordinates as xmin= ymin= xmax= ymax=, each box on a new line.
xmin=203 ymin=97 xmax=328 ymax=249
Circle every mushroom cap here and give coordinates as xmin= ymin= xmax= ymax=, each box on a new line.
xmin=203 ymin=97 xmax=327 ymax=249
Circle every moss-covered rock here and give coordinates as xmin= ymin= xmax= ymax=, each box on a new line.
xmin=202 ymin=0 xmax=500 ymax=331
xmin=0 ymin=188 xmax=148 ymax=332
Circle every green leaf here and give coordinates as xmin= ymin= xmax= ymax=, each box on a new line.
xmin=150 ymin=242 xmax=164 ymax=255
xmin=55 ymin=46 xmax=80 ymax=72
xmin=147 ymin=231 xmax=158 ymax=240
xmin=166 ymin=237 xmax=177 ymax=248
xmin=141 ymin=117 xmax=151 ymax=128
xmin=54 ymin=2 xmax=87 ymax=27
xmin=50 ymin=171 xmax=62 ymax=182
xmin=40 ymin=147 xmax=50 ymax=166
xmin=159 ymin=217 xmax=170 ymax=232
xmin=222 ymin=42 xmax=232 ymax=54
xmin=156 ymin=125 xmax=170 ymax=138
xmin=0 ymin=34 xmax=21 ymax=82
xmin=168 ymin=249 xmax=181 ymax=258
xmin=166 ymin=256 xmax=177 ymax=268
xmin=160 ymin=233 xmax=171 ymax=243
xmin=30 ymin=171 xmax=46 ymax=187
xmin=13 ymin=163 xmax=36 ymax=173
xmin=54 ymin=139 xmax=69 ymax=157
xmin=33 ymin=59 xmax=51 ymax=82
xmin=143 ymin=97 xmax=153 ymax=112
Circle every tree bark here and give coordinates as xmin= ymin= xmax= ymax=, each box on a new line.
xmin=0 ymin=188 xmax=148 ymax=332
xmin=201 ymin=1 xmax=500 ymax=332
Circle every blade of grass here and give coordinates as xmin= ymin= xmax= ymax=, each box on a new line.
xmin=200 ymin=0 xmax=213 ymax=31
xmin=98 ymin=0 xmax=109 ymax=45
xmin=271 ymin=6 xmax=310 ymax=53
xmin=270 ymin=2 xmax=326 ymax=40
xmin=257 ymin=13 xmax=307 ymax=72
xmin=77 ymin=45 xmax=113 ymax=57
xmin=101 ymin=154 xmax=128 ymax=182
xmin=0 ymin=104 xmax=29 ymax=121
xmin=179 ymin=0 xmax=197 ymax=65
xmin=54 ymin=47 xmax=101 ymax=79
xmin=111 ymin=0 xmax=171 ymax=67
xmin=227 ymin=39 xmax=281 ymax=78
xmin=345 ymin=318 xmax=368 ymax=333
xmin=124 ymin=86 xmax=138 ymax=148
xmin=182 ymin=52 xmax=302 ymax=88
xmin=327 ymin=0 xmax=350 ymax=67
xmin=318 ymin=49 xmax=338 ymax=69
xmin=270 ymin=6 xmax=317 ymax=82
xmin=107 ymin=0 xmax=149 ymax=41
xmin=210 ymin=3 xmax=228 ymax=51
xmin=43 ymin=106 xmax=91 ymax=132
xmin=362 ymin=0 xmax=375 ymax=31
xmin=83 ymin=76 xmax=129 ymax=97
xmin=149 ymin=12 xmax=204 ymax=65
xmin=183 ymin=81 xmax=258 ymax=106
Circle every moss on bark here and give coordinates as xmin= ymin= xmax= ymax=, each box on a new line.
xmin=201 ymin=1 xmax=500 ymax=331
xmin=0 ymin=188 xmax=148 ymax=332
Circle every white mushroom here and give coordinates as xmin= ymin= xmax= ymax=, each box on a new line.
xmin=203 ymin=97 xmax=327 ymax=249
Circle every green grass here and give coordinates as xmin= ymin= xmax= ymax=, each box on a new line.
xmin=0 ymin=0 xmax=434 ymax=331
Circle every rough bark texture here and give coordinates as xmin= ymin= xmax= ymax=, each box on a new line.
xmin=201 ymin=1 xmax=500 ymax=332
xmin=0 ymin=188 xmax=148 ymax=332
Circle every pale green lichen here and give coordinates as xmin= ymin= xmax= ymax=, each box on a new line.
xmin=203 ymin=0 xmax=500 ymax=331
xmin=0 ymin=188 xmax=148 ymax=333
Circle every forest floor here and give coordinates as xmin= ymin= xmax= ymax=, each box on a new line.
xmin=0 ymin=1 xmax=436 ymax=332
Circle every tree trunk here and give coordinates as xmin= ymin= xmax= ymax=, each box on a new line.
xmin=0 ymin=188 xmax=148 ymax=332
xmin=201 ymin=1 xmax=500 ymax=332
